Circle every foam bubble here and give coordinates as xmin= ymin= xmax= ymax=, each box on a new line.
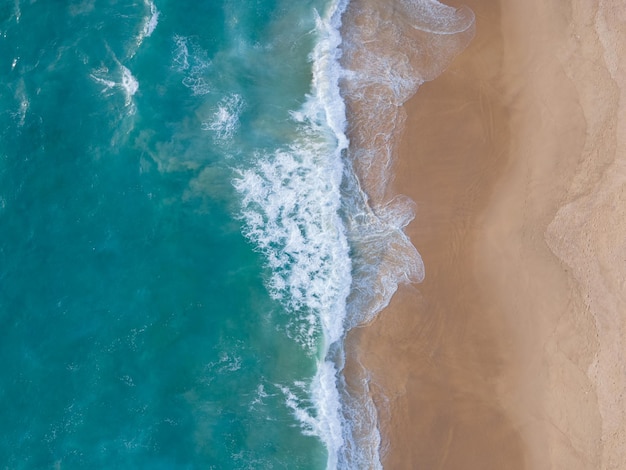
xmin=234 ymin=139 xmax=351 ymax=351
xmin=127 ymin=0 xmax=159 ymax=57
xmin=172 ymin=35 xmax=190 ymax=72
xmin=181 ymin=77 xmax=211 ymax=96
xmin=210 ymin=352 xmax=242 ymax=373
xmin=13 ymin=0 xmax=20 ymax=24
xmin=401 ymin=0 xmax=476 ymax=35
xmin=120 ymin=65 xmax=138 ymax=106
xmin=335 ymin=358 xmax=384 ymax=470
xmin=171 ymin=35 xmax=212 ymax=95
xmin=202 ymin=93 xmax=244 ymax=141
xmin=12 ymin=78 xmax=29 ymax=127
xmin=90 ymin=64 xmax=139 ymax=109
xmin=90 ymin=74 xmax=116 ymax=91
xmin=250 ymin=384 xmax=271 ymax=409
xmin=141 ymin=0 xmax=159 ymax=40
xmin=278 ymin=360 xmax=344 ymax=466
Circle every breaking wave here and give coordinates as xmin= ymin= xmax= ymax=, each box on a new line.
xmin=234 ymin=0 xmax=474 ymax=467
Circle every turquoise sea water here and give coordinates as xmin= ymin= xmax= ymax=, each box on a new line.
xmin=0 ymin=0 xmax=474 ymax=468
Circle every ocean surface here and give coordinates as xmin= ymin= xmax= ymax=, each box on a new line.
xmin=0 ymin=0 xmax=474 ymax=468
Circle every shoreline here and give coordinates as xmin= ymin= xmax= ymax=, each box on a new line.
xmin=346 ymin=0 xmax=626 ymax=468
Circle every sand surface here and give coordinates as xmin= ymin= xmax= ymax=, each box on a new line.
xmin=346 ymin=0 xmax=626 ymax=468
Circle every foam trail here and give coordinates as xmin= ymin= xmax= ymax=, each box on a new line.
xmin=172 ymin=35 xmax=190 ymax=72
xmin=13 ymin=78 xmax=28 ymax=127
xmin=90 ymin=39 xmax=140 ymax=112
xmin=341 ymin=0 xmax=475 ymax=205
xmin=131 ymin=0 xmax=159 ymax=57
xmin=120 ymin=66 xmax=138 ymax=107
xmin=171 ymin=36 xmax=212 ymax=95
xmin=141 ymin=0 xmax=159 ymax=39
xmin=90 ymin=73 xmax=116 ymax=91
xmin=13 ymin=0 xmax=20 ymax=24
xmin=202 ymin=93 xmax=245 ymax=142
xmin=91 ymin=65 xmax=138 ymax=110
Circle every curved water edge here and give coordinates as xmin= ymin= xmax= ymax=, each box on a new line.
xmin=235 ymin=0 xmax=475 ymax=467
xmin=338 ymin=0 xmax=475 ymax=466
xmin=340 ymin=0 xmax=475 ymax=328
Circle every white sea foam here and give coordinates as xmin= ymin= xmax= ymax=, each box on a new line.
xmin=202 ymin=93 xmax=244 ymax=141
xmin=141 ymin=0 xmax=159 ymax=40
xmin=341 ymin=0 xmax=475 ymax=203
xmin=331 ymin=0 xmax=475 ymax=327
xmin=15 ymin=94 xmax=29 ymax=128
xmin=90 ymin=64 xmax=138 ymax=109
xmin=250 ymin=384 xmax=270 ymax=409
xmin=91 ymin=74 xmax=116 ymax=91
xmin=120 ymin=65 xmax=138 ymax=106
xmin=233 ymin=0 xmax=352 ymax=349
xmin=182 ymin=76 xmax=211 ymax=96
xmin=278 ymin=361 xmax=343 ymax=464
xmin=211 ymin=351 xmax=242 ymax=373
xmin=172 ymin=35 xmax=190 ymax=72
xmin=171 ymin=35 xmax=212 ymax=95
xmin=129 ymin=0 xmax=159 ymax=57
xmin=12 ymin=78 xmax=29 ymax=127
xmin=13 ymin=0 xmax=20 ymax=24
xmin=336 ymin=359 xmax=383 ymax=469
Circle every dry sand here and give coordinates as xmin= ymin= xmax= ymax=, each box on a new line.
xmin=346 ymin=0 xmax=626 ymax=468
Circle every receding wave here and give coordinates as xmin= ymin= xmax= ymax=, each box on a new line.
xmin=339 ymin=0 xmax=475 ymax=324
xmin=234 ymin=0 xmax=474 ymax=468
xmin=338 ymin=0 xmax=474 ymax=467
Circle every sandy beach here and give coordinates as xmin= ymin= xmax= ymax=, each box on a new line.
xmin=346 ymin=0 xmax=626 ymax=468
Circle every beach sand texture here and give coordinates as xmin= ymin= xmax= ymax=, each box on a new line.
xmin=346 ymin=0 xmax=626 ymax=468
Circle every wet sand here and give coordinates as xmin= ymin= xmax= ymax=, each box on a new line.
xmin=347 ymin=0 xmax=626 ymax=468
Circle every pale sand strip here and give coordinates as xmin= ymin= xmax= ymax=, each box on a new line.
xmin=346 ymin=0 xmax=626 ymax=468
xmin=545 ymin=1 xmax=626 ymax=467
